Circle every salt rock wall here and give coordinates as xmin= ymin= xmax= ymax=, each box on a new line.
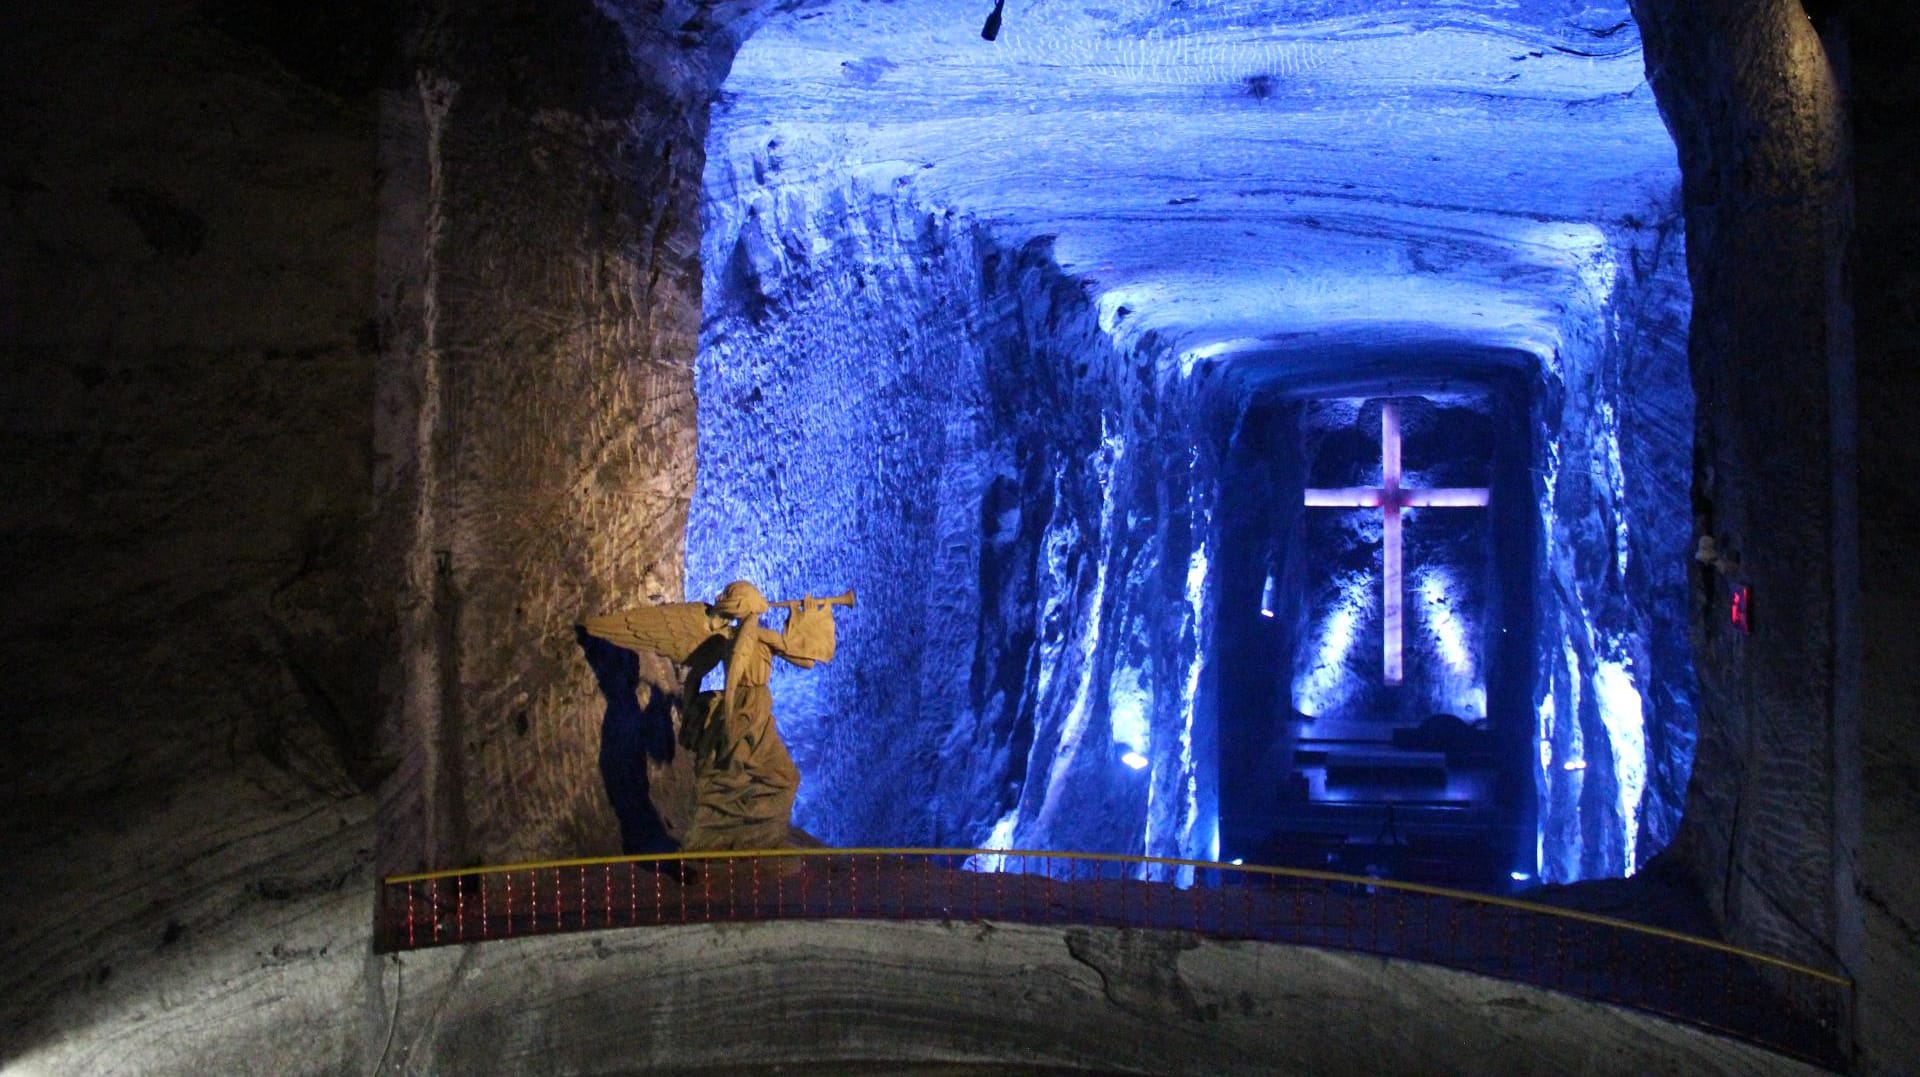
xmin=1532 ymin=206 xmax=1698 ymax=883
xmin=12 ymin=908 xmax=1830 ymax=1076
xmin=0 ymin=0 xmax=387 ymax=1063
xmin=1630 ymin=0 xmax=1860 ymax=980
xmin=0 ymin=2 xmax=392 ymax=1056
xmin=693 ymin=143 xmax=1226 ymax=861
xmin=375 ymin=0 xmax=731 ymax=873
xmin=0 ymin=0 xmax=738 ymax=1061
xmin=1 ymin=0 xmax=388 ymax=851
xmin=1850 ymin=0 xmax=1920 ymax=1067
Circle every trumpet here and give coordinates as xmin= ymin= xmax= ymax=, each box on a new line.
xmin=768 ymin=589 xmax=857 ymax=612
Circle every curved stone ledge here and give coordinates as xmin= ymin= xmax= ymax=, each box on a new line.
xmin=10 ymin=881 xmax=1826 ymax=1076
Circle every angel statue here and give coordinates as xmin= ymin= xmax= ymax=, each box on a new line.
xmin=584 ymin=581 xmax=854 ymax=852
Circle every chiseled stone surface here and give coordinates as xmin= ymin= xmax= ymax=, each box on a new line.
xmin=1530 ymin=210 xmax=1698 ymax=880
xmin=1630 ymin=0 xmax=1860 ymax=987
xmin=691 ymin=154 xmax=1227 ymax=857
xmin=6 ymin=901 xmax=1832 ymax=1077
xmin=707 ymin=0 xmax=1680 ymax=360
xmin=0 ymin=0 xmax=388 ymax=860
xmin=0 ymin=0 xmax=1904 ymax=1071
xmin=1849 ymin=1 xmax=1920 ymax=1071
xmin=1 ymin=774 xmax=378 ymax=1076
xmin=692 ymin=0 xmax=1700 ymax=879
xmin=372 ymin=0 xmax=738 ymax=875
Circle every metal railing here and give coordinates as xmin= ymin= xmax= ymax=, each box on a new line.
xmin=378 ymin=847 xmax=1849 ymax=1069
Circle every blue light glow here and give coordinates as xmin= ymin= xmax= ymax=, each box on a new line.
xmin=1599 ymin=401 xmax=1631 ymax=579
xmin=965 ymin=810 xmax=1020 ymax=873
xmin=1414 ymin=566 xmax=1484 ymax=720
xmin=1030 ymin=432 xmax=1123 ymax=837
xmin=1592 ymin=657 xmax=1648 ymax=874
xmin=1109 ymin=665 xmax=1150 ymax=756
xmin=1177 ymin=539 xmax=1210 ymax=861
xmin=1293 ymin=571 xmax=1369 ymax=719
xmin=1416 ymin=569 xmax=1473 ymax=677
xmin=693 ymin=0 xmax=1691 ymax=883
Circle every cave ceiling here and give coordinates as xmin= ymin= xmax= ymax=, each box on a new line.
xmin=711 ymin=0 xmax=1677 ymax=387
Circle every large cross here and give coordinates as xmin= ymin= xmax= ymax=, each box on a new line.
xmin=1305 ymin=402 xmax=1489 ymax=685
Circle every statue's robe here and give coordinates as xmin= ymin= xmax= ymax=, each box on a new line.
xmin=585 ymin=600 xmax=836 ymax=852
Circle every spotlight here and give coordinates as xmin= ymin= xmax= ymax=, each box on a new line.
xmin=1121 ymin=750 xmax=1149 ymax=771
xmin=981 ymin=0 xmax=1006 ymax=41
xmin=1229 ymin=858 xmax=1244 ymax=866
xmin=1509 ymin=871 xmax=1533 ymax=882
xmin=1562 ymin=759 xmax=1587 ymax=771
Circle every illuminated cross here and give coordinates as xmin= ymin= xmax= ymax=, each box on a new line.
xmin=1304 ymin=402 xmax=1489 ymax=685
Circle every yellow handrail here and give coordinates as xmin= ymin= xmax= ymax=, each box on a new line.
xmin=383 ymin=845 xmax=1850 ymax=986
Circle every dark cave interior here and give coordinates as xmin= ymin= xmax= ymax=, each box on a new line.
xmin=1 ymin=0 xmax=1915 ymax=1072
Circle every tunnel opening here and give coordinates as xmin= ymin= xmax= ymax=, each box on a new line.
xmin=682 ymin=0 xmax=1698 ymax=891
xmin=3 ymin=0 xmax=1890 ymax=1069
xmin=1211 ymin=365 xmax=1537 ymax=892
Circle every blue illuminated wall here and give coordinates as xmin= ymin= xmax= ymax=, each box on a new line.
xmin=689 ymin=152 xmax=1225 ymax=862
xmin=688 ymin=0 xmax=1697 ymax=885
xmin=1529 ymin=214 xmax=1698 ymax=882
xmin=689 ymin=174 xmax=1695 ymax=886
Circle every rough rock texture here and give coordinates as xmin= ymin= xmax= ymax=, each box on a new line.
xmin=372 ymin=0 xmax=736 ymax=875
xmin=2 ymin=768 xmax=377 ymax=1075
xmin=0 ymin=5 xmax=390 ymax=1064
xmin=1844 ymin=0 xmax=1920 ymax=1070
xmin=0 ymin=0 xmax=728 ymax=1064
xmin=1532 ymin=212 xmax=1698 ymax=881
xmin=698 ymin=0 xmax=1684 ymax=360
xmin=691 ymin=155 xmax=1223 ymax=858
xmin=690 ymin=0 xmax=1697 ymax=879
xmin=0 ymin=0 xmax=1908 ymax=1071
xmin=1630 ymin=0 xmax=1862 ymax=999
xmin=6 ymin=908 xmax=1834 ymax=1076
xmin=0 ymin=0 xmax=727 ymax=881
xmin=1 ymin=0 xmax=386 ymax=866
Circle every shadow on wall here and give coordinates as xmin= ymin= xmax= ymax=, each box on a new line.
xmin=576 ymin=626 xmax=679 ymax=854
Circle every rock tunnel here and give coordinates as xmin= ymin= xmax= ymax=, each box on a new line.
xmin=5 ymin=0 xmax=1905 ymax=1071
xmin=685 ymin=0 xmax=1697 ymax=891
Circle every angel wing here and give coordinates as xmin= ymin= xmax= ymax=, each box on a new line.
xmin=582 ymin=601 xmax=721 ymax=664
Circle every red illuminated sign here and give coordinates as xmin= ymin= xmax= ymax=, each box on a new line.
xmin=1730 ymin=586 xmax=1751 ymax=634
